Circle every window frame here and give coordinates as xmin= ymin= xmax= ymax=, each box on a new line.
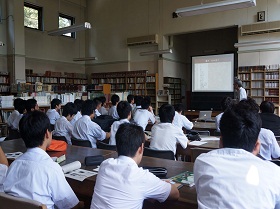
xmin=24 ymin=2 xmax=43 ymax=31
xmin=59 ymin=13 xmax=76 ymax=38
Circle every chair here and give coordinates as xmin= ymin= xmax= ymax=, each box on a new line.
xmin=52 ymin=135 xmax=67 ymax=143
xmin=6 ymin=127 xmax=21 ymax=141
xmin=71 ymin=137 xmax=92 ymax=148
xmin=176 ymin=144 xmax=191 ymax=162
xmin=191 ymin=147 xmax=213 ymax=162
xmin=0 ymin=192 xmax=47 ymax=209
xmin=143 ymin=147 xmax=175 ymax=160
xmin=96 ymin=141 xmax=116 ymax=151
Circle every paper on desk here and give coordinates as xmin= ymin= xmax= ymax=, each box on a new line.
xmin=0 ymin=137 xmax=5 ymax=142
xmin=200 ymin=137 xmax=220 ymax=141
xmin=189 ymin=141 xmax=207 ymax=146
xmin=5 ymin=152 xmax=23 ymax=159
xmin=64 ymin=169 xmax=97 ymax=182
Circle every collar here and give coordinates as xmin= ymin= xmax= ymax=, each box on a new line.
xmin=27 ymin=147 xmax=49 ymax=157
xmin=118 ymin=155 xmax=137 ymax=165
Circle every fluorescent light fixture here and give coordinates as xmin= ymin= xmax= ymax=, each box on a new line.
xmin=234 ymin=40 xmax=280 ymax=48
xmin=73 ymin=57 xmax=98 ymax=61
xmin=173 ymin=0 xmax=256 ymax=17
xmin=48 ymin=22 xmax=91 ymax=36
xmin=139 ymin=49 xmax=172 ymax=56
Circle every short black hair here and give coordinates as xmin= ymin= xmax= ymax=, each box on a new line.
xmin=17 ymin=99 xmax=26 ymax=114
xmin=98 ymin=96 xmax=106 ymax=106
xmin=25 ymin=99 xmax=37 ymax=113
xmin=14 ymin=98 xmax=23 ymax=111
xmin=93 ymin=98 xmax=102 ymax=107
xmin=144 ymin=96 xmax=151 ymax=103
xmin=238 ymin=98 xmax=259 ymax=113
xmin=74 ymin=99 xmax=84 ymax=111
xmin=51 ymin=98 xmax=61 ymax=109
xmin=62 ymin=102 xmax=77 ymax=117
xmin=220 ymin=103 xmax=261 ymax=152
xmin=111 ymin=94 xmax=120 ymax=106
xmin=19 ymin=111 xmax=51 ymax=148
xmin=260 ymin=101 xmax=275 ymax=113
xmin=141 ymin=98 xmax=151 ymax=109
xmin=134 ymin=96 xmax=143 ymax=106
xmin=116 ymin=123 xmax=145 ymax=157
xmin=127 ymin=94 xmax=134 ymax=103
xmin=81 ymin=100 xmax=96 ymax=116
xmin=220 ymin=97 xmax=233 ymax=112
xmin=159 ymin=104 xmax=175 ymax=123
xmin=174 ymin=103 xmax=184 ymax=113
xmin=117 ymin=101 xmax=132 ymax=119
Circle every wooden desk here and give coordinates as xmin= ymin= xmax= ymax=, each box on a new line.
xmin=185 ymin=110 xmax=221 ymax=121
xmin=192 ymin=121 xmax=216 ymax=135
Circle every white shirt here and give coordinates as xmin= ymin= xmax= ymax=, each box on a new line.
xmin=194 ymin=148 xmax=280 ymax=209
xmin=11 ymin=114 xmax=23 ymax=130
xmin=238 ymin=87 xmax=247 ymax=101
xmin=215 ymin=112 xmax=223 ymax=132
xmin=173 ymin=111 xmax=193 ymax=130
xmin=7 ymin=110 xmax=20 ymax=129
xmin=91 ymin=156 xmax=171 ymax=209
xmin=132 ymin=105 xmax=141 ymax=117
xmin=72 ymin=115 xmax=106 ymax=148
xmin=109 ymin=119 xmax=130 ymax=145
xmin=0 ymin=164 xmax=8 ymax=192
xmin=150 ymin=123 xmax=188 ymax=155
xmin=46 ymin=109 xmax=60 ymax=125
xmin=99 ymin=106 xmax=108 ymax=115
xmin=95 ymin=109 xmax=101 ymax=117
xmin=259 ymin=128 xmax=280 ymax=160
xmin=70 ymin=111 xmax=82 ymax=126
xmin=133 ymin=109 xmax=155 ymax=131
xmin=3 ymin=148 xmax=79 ymax=209
xmin=108 ymin=106 xmax=119 ymax=119
xmin=53 ymin=116 xmax=73 ymax=145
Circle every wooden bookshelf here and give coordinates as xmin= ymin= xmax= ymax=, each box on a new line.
xmin=163 ymin=77 xmax=181 ymax=105
xmin=0 ymin=73 xmax=10 ymax=94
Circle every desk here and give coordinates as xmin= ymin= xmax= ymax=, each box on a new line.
xmin=192 ymin=121 xmax=216 ymax=135
xmin=185 ymin=110 xmax=221 ymax=121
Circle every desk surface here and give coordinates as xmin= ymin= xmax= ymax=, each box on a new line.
xmin=193 ymin=121 xmax=216 ymax=130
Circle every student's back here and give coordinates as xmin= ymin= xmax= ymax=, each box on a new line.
xmin=133 ymin=98 xmax=155 ymax=130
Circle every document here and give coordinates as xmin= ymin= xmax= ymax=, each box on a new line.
xmin=5 ymin=152 xmax=23 ymax=159
xmin=189 ymin=141 xmax=207 ymax=146
xmin=169 ymin=171 xmax=195 ymax=187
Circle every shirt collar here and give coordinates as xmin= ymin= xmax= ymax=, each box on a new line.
xmin=27 ymin=147 xmax=49 ymax=157
xmin=118 ymin=155 xmax=137 ymax=165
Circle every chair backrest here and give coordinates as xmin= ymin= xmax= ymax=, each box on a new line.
xmin=52 ymin=135 xmax=67 ymax=143
xmin=71 ymin=137 xmax=92 ymax=147
xmin=6 ymin=127 xmax=21 ymax=140
xmin=144 ymin=148 xmax=175 ymax=160
xmin=191 ymin=147 xmax=213 ymax=162
xmin=0 ymin=192 xmax=47 ymax=209
xmin=96 ymin=141 xmax=117 ymax=151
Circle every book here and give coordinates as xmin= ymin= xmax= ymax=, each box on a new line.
xmin=169 ymin=171 xmax=195 ymax=187
xmin=5 ymin=152 xmax=23 ymax=159
xmin=51 ymin=154 xmax=66 ymax=164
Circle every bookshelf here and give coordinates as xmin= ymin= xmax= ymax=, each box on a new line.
xmin=0 ymin=73 xmax=10 ymax=94
xmin=238 ymin=64 xmax=280 ymax=114
xmin=155 ymin=93 xmax=171 ymax=115
xmin=163 ymin=77 xmax=181 ymax=105
xmin=146 ymin=73 xmax=158 ymax=109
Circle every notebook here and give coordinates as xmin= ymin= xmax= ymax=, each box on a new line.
xmin=198 ymin=111 xmax=212 ymax=121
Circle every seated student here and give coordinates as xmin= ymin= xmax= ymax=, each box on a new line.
xmin=46 ymin=98 xmax=61 ymax=125
xmin=91 ymin=123 xmax=179 ymax=209
xmin=215 ymin=97 xmax=233 ymax=132
xmin=173 ymin=103 xmax=193 ymax=131
xmin=133 ymin=98 xmax=155 ymax=131
xmin=70 ymin=99 xmax=84 ymax=126
xmin=93 ymin=97 xmax=102 ymax=117
xmin=259 ymin=100 xmax=280 ymax=136
xmin=109 ymin=101 xmax=131 ymax=145
xmin=132 ymin=96 xmax=143 ymax=117
xmin=72 ymin=100 xmax=110 ymax=148
xmin=108 ymin=94 xmax=120 ymax=119
xmin=0 ymin=146 xmax=8 ymax=192
xmin=53 ymin=102 xmax=77 ymax=145
xmin=127 ymin=94 xmax=135 ymax=109
xmin=7 ymin=98 xmax=23 ymax=129
xmin=8 ymin=99 xmax=26 ymax=130
xmin=25 ymin=98 xmax=39 ymax=113
xmin=194 ymin=101 xmax=280 ymax=208
xmin=150 ymin=104 xmax=188 ymax=156
xmin=98 ymin=96 xmax=108 ymax=115
xmin=3 ymin=111 xmax=83 ymax=209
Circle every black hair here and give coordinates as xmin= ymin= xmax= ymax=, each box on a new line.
xmin=141 ymin=98 xmax=151 ymax=109
xmin=111 ymin=94 xmax=120 ymax=106
xmin=260 ymin=101 xmax=275 ymax=113
xmin=98 ymin=96 xmax=107 ymax=106
xmin=74 ymin=99 xmax=84 ymax=112
xmin=144 ymin=96 xmax=151 ymax=103
xmin=14 ymin=98 xmax=23 ymax=111
xmin=127 ymin=94 xmax=134 ymax=103
xmin=159 ymin=104 xmax=175 ymax=123
xmin=62 ymin=102 xmax=77 ymax=117
xmin=117 ymin=101 xmax=132 ymax=119
xmin=19 ymin=111 xmax=51 ymax=148
xmin=81 ymin=100 xmax=96 ymax=116
xmin=220 ymin=97 xmax=233 ymax=112
xmin=116 ymin=123 xmax=145 ymax=157
xmin=134 ymin=96 xmax=143 ymax=106
xmin=220 ymin=103 xmax=261 ymax=152
xmin=93 ymin=98 xmax=102 ymax=107
xmin=25 ymin=99 xmax=37 ymax=113
xmin=174 ymin=103 xmax=184 ymax=113
xmin=51 ymin=98 xmax=61 ymax=109
xmin=238 ymin=98 xmax=259 ymax=113
xmin=17 ymin=100 xmax=26 ymax=114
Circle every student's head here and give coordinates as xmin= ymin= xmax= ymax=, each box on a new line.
xmin=14 ymin=98 xmax=23 ymax=111
xmin=141 ymin=98 xmax=151 ymax=109
xmin=16 ymin=99 xmax=26 ymax=114
xmin=127 ymin=94 xmax=134 ymax=104
xmin=19 ymin=111 xmax=52 ymax=148
xmin=144 ymin=96 xmax=151 ymax=104
xmin=25 ymin=99 xmax=38 ymax=113
xmin=116 ymin=123 xmax=145 ymax=160
xmin=174 ymin=103 xmax=184 ymax=113
xmin=159 ymin=104 xmax=175 ymax=123
xmin=234 ymin=78 xmax=243 ymax=89
xmin=117 ymin=101 xmax=132 ymax=120
xmin=238 ymin=98 xmax=259 ymax=113
xmin=81 ymin=99 xmax=96 ymax=117
xmin=220 ymin=103 xmax=261 ymax=153
xmin=51 ymin=98 xmax=62 ymax=110
xmin=93 ymin=98 xmax=102 ymax=110
xmin=260 ymin=101 xmax=275 ymax=113
xmin=98 ymin=96 xmax=107 ymax=106
xmin=62 ymin=102 xmax=77 ymax=121
xmin=111 ymin=94 xmax=120 ymax=106
xmin=134 ymin=96 xmax=143 ymax=106
xmin=220 ymin=97 xmax=233 ymax=112
xmin=74 ymin=99 xmax=84 ymax=112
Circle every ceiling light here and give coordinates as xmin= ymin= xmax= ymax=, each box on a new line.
xmin=48 ymin=22 xmax=91 ymax=36
xmin=173 ymin=0 xmax=256 ymax=18
xmin=139 ymin=49 xmax=173 ymax=56
xmin=234 ymin=40 xmax=280 ymax=48
xmin=73 ymin=57 xmax=98 ymax=61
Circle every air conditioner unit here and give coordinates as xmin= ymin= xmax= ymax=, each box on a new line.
xmin=241 ymin=20 xmax=280 ymax=36
xmin=127 ymin=34 xmax=158 ymax=46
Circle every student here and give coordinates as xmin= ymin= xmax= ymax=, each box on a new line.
xmin=234 ymin=78 xmax=247 ymax=102
xmin=0 ymin=146 xmax=8 ymax=192
xmin=173 ymin=103 xmax=193 ymax=131
xmin=98 ymin=96 xmax=108 ymax=115
xmin=7 ymin=99 xmax=26 ymax=130
xmin=93 ymin=97 xmax=102 ymax=117
xmin=133 ymin=98 xmax=155 ymax=131
xmin=108 ymin=94 xmax=120 ymax=119
xmin=194 ymin=101 xmax=280 ymax=208
xmin=109 ymin=101 xmax=131 ymax=145
xmin=91 ymin=123 xmax=179 ymax=209
xmin=132 ymin=96 xmax=143 ymax=117
xmin=25 ymin=98 xmax=39 ymax=113
xmin=53 ymin=102 xmax=77 ymax=145
xmin=150 ymin=104 xmax=188 ymax=156
xmin=127 ymin=94 xmax=135 ymax=109
xmin=215 ymin=97 xmax=233 ymax=132
xmin=259 ymin=100 xmax=280 ymax=136
xmin=46 ymin=98 xmax=61 ymax=125
xmin=70 ymin=99 xmax=84 ymax=126
xmin=3 ymin=111 xmax=83 ymax=209
xmin=72 ymin=100 xmax=110 ymax=148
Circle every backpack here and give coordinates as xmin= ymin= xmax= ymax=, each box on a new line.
xmin=92 ymin=115 xmax=117 ymax=132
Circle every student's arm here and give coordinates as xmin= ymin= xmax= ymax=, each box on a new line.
xmin=167 ymin=184 xmax=180 ymax=200
xmin=105 ymin=132 xmax=110 ymax=139
xmin=271 ymin=134 xmax=280 ymax=159
xmin=0 ymin=146 xmax=8 ymax=166
xmin=182 ymin=115 xmax=193 ymax=130
xmin=71 ymin=201 xmax=84 ymax=209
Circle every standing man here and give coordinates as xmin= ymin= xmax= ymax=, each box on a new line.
xmin=234 ymin=78 xmax=247 ymax=102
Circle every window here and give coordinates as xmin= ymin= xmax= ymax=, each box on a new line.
xmin=24 ymin=3 xmax=43 ymax=30
xmin=59 ymin=13 xmax=75 ymax=38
